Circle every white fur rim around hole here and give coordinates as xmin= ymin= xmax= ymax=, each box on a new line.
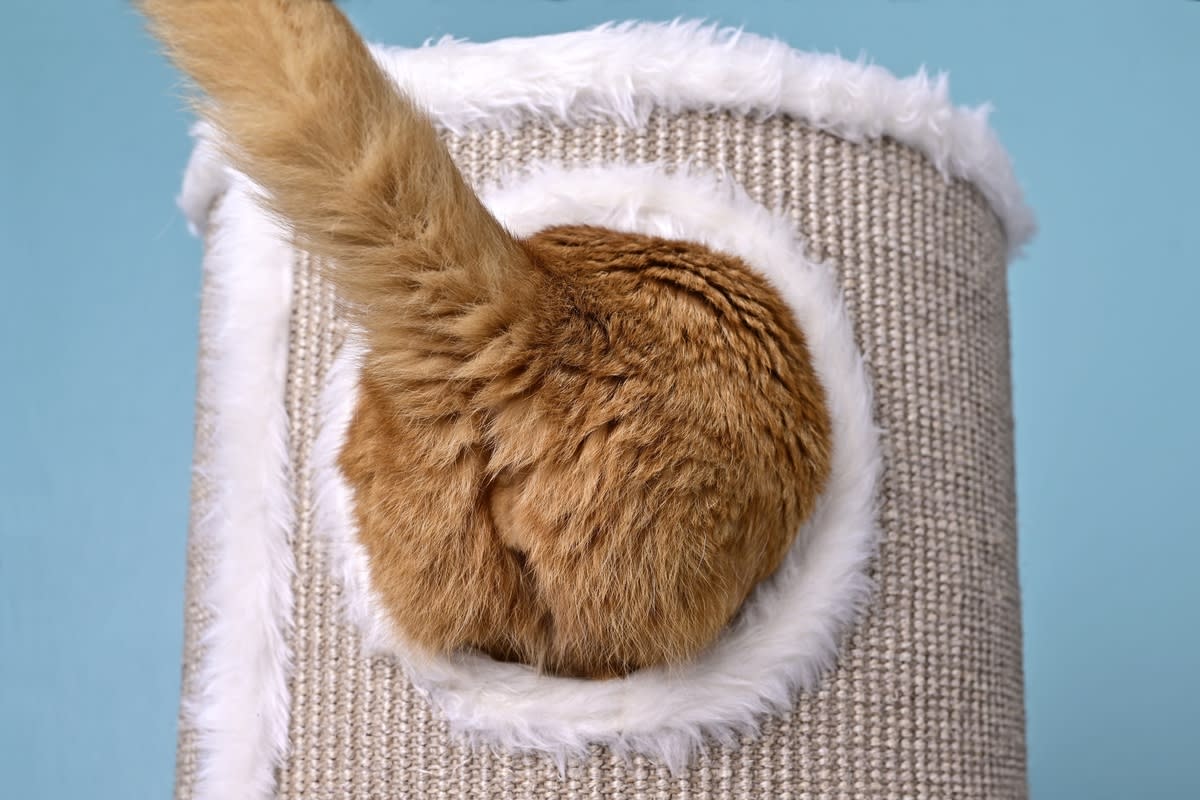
xmin=312 ymin=163 xmax=883 ymax=771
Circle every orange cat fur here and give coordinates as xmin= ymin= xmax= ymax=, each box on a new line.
xmin=142 ymin=0 xmax=833 ymax=678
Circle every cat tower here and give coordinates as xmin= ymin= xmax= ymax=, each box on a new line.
xmin=169 ymin=20 xmax=1034 ymax=800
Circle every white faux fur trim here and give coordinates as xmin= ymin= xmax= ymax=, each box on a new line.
xmin=185 ymin=181 xmax=295 ymax=800
xmin=313 ymin=164 xmax=882 ymax=771
xmin=181 ymin=20 xmax=1034 ymax=254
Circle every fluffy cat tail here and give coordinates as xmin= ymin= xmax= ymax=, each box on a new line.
xmin=141 ymin=0 xmax=535 ymax=335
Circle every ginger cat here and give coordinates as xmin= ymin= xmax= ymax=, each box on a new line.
xmin=142 ymin=0 xmax=833 ymax=678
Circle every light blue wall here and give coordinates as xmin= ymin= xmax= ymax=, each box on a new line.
xmin=2 ymin=1 xmax=1196 ymax=797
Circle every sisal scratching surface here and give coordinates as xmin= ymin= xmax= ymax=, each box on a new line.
xmin=175 ymin=247 xmax=221 ymax=800
xmin=177 ymin=110 xmax=1025 ymax=799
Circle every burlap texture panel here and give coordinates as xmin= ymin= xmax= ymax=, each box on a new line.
xmin=176 ymin=110 xmax=1026 ymax=799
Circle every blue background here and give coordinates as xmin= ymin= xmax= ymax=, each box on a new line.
xmin=2 ymin=1 xmax=1197 ymax=797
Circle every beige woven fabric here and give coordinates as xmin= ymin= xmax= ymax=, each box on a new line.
xmin=175 ymin=251 xmax=219 ymax=800
xmin=176 ymin=110 xmax=1026 ymax=799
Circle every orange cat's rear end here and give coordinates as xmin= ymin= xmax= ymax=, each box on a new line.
xmin=142 ymin=0 xmax=832 ymax=677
